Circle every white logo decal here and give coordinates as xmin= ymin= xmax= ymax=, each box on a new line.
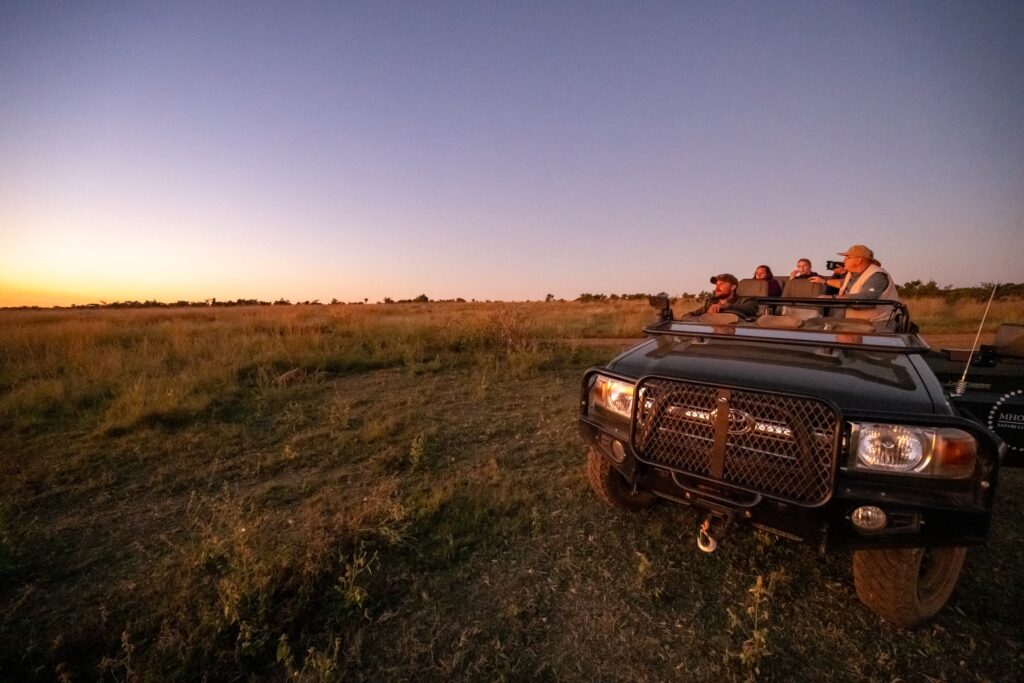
xmin=988 ymin=389 xmax=1024 ymax=452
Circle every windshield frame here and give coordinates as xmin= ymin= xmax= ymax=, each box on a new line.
xmin=645 ymin=298 xmax=927 ymax=353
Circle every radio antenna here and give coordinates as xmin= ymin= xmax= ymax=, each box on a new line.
xmin=952 ymin=282 xmax=999 ymax=396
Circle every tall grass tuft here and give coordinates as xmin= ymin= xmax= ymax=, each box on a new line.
xmin=904 ymin=296 xmax=1023 ymax=333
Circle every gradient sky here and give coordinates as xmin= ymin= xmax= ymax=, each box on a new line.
xmin=2 ymin=1 xmax=1022 ymax=306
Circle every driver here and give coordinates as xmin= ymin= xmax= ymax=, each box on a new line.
xmin=685 ymin=273 xmax=760 ymax=319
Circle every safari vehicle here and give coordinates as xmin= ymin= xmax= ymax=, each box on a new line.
xmin=578 ymin=289 xmax=1023 ymax=627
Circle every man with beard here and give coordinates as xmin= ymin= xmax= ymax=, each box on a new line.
xmin=685 ymin=273 xmax=760 ymax=319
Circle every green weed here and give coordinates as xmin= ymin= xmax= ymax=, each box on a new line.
xmin=337 ymin=543 xmax=378 ymax=612
xmin=726 ymin=568 xmax=790 ymax=681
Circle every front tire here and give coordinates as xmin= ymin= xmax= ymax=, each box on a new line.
xmin=585 ymin=447 xmax=656 ymax=511
xmin=853 ymin=546 xmax=967 ymax=627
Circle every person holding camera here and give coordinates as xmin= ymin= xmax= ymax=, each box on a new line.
xmin=809 ymin=245 xmax=900 ymax=323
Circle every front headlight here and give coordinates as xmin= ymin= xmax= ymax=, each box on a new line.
xmin=588 ymin=375 xmax=635 ymax=422
xmin=849 ymin=423 xmax=976 ymax=478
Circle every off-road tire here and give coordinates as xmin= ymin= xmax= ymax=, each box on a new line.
xmin=853 ymin=546 xmax=967 ymax=627
xmin=585 ymin=447 xmax=656 ymax=511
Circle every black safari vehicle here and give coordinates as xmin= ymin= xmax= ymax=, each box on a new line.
xmin=579 ymin=293 xmax=1023 ymax=626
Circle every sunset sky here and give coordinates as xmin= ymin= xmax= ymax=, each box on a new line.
xmin=2 ymin=1 xmax=1022 ymax=307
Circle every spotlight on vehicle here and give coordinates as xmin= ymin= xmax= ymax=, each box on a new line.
xmin=851 ymin=505 xmax=887 ymax=531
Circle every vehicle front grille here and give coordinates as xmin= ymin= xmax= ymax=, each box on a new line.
xmin=632 ymin=378 xmax=840 ymax=506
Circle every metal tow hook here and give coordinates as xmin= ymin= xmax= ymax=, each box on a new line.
xmin=697 ymin=517 xmax=718 ymax=553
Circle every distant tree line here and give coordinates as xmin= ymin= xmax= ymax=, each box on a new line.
xmin=2 ymin=294 xmax=483 ymax=310
xmin=572 ymin=282 xmax=1024 ymax=304
xmin=3 ymin=298 xmax=371 ymax=311
xmin=895 ymin=281 xmax=1024 ymax=300
xmin=575 ymin=292 xmax=703 ymax=303
xmin=382 ymin=294 xmax=467 ymax=304
xmin=575 ymin=293 xmax=671 ymax=303
xmin=5 ymin=282 xmax=1020 ymax=311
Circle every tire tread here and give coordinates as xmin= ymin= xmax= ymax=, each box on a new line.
xmin=853 ymin=546 xmax=966 ymax=627
xmin=585 ymin=448 xmax=656 ymax=511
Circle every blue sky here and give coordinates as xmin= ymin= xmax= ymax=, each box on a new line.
xmin=1 ymin=1 xmax=1022 ymax=305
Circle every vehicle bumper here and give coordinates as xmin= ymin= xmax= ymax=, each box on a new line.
xmin=580 ymin=418 xmax=992 ymax=551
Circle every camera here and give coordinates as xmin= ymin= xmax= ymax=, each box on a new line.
xmin=826 ymin=260 xmax=844 ymax=271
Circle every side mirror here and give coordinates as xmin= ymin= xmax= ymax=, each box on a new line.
xmin=648 ymin=295 xmax=672 ymax=322
xmin=648 ymin=295 xmax=670 ymax=310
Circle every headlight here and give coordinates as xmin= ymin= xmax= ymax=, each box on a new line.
xmin=588 ymin=375 xmax=635 ymax=422
xmin=849 ymin=423 xmax=976 ymax=478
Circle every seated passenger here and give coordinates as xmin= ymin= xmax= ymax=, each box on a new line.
xmin=789 ymin=258 xmax=819 ymax=280
xmin=809 ymin=244 xmax=900 ymax=324
xmin=753 ymin=265 xmax=783 ymax=297
xmin=684 ymin=273 xmax=760 ymax=320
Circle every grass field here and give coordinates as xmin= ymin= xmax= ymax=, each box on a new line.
xmin=2 ymin=299 xmax=1022 ymax=681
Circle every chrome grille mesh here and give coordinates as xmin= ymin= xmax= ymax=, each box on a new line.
xmin=632 ymin=378 xmax=839 ymax=505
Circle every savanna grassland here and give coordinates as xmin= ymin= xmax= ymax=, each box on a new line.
xmin=1 ymin=299 xmax=1023 ymax=682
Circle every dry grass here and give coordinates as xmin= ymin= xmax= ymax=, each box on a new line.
xmin=1 ymin=300 xmax=1022 ymax=681
xmin=903 ymin=296 xmax=1023 ymax=333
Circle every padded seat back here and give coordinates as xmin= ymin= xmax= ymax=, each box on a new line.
xmin=736 ymin=278 xmax=769 ymax=298
xmin=736 ymin=278 xmax=771 ymax=315
xmin=781 ymin=278 xmax=826 ymax=320
xmin=782 ymin=278 xmax=825 ymax=298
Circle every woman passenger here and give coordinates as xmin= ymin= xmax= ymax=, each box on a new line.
xmin=754 ymin=265 xmax=783 ymax=297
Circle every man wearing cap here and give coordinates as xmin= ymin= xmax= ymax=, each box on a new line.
xmin=684 ymin=273 xmax=760 ymax=319
xmin=809 ymin=245 xmax=900 ymax=323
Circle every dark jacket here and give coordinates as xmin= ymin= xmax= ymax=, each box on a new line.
xmin=686 ymin=296 xmax=760 ymax=320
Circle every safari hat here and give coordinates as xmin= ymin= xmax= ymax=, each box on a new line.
xmin=710 ymin=273 xmax=739 ymax=286
xmin=838 ymin=244 xmax=878 ymax=263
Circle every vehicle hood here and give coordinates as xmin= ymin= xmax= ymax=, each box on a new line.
xmin=606 ymin=336 xmax=939 ymax=416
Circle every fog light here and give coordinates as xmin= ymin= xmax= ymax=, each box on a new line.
xmin=851 ymin=505 xmax=887 ymax=531
xmin=611 ymin=440 xmax=626 ymax=463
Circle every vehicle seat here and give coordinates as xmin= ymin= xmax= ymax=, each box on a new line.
xmin=736 ymin=278 xmax=771 ymax=315
xmin=781 ymin=277 xmax=826 ymax=298
xmin=736 ymin=278 xmax=769 ymax=298
xmin=781 ymin=278 xmax=826 ymax=320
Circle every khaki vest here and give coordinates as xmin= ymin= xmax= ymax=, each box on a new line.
xmin=840 ymin=264 xmax=900 ymax=323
